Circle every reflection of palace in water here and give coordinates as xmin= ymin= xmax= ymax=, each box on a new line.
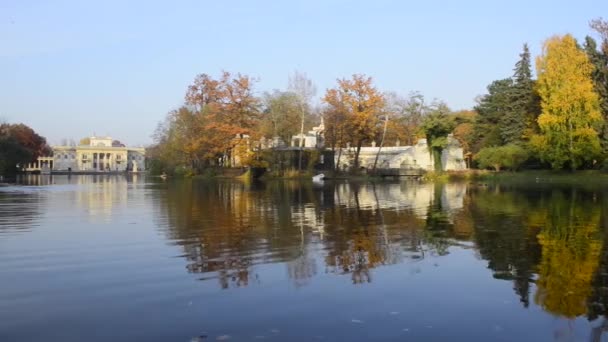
xmin=16 ymin=174 xmax=144 ymax=222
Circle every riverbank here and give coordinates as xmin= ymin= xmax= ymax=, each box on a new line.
xmin=456 ymin=170 xmax=608 ymax=185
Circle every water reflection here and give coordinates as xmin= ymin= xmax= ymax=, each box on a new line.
xmin=154 ymin=179 xmax=608 ymax=324
xmin=155 ymin=180 xmax=469 ymax=289
xmin=7 ymin=176 xmax=608 ymax=340
xmin=0 ymin=188 xmax=46 ymax=234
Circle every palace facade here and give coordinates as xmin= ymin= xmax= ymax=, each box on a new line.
xmin=24 ymin=136 xmax=145 ymax=173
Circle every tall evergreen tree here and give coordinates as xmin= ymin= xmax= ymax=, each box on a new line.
xmin=473 ymin=78 xmax=513 ymax=151
xmin=501 ymin=44 xmax=541 ymax=144
xmin=584 ymin=36 xmax=608 ymax=149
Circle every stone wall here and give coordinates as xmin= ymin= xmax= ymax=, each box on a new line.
xmin=334 ymin=136 xmax=466 ymax=171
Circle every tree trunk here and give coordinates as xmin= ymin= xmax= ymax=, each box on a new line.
xmin=354 ymin=141 xmax=363 ymax=170
xmin=298 ymin=109 xmax=305 ymax=171
xmin=372 ymin=115 xmax=389 ymax=172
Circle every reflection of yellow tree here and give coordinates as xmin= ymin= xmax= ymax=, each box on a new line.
xmin=325 ymin=232 xmax=386 ymax=284
xmin=534 ymin=192 xmax=603 ymax=318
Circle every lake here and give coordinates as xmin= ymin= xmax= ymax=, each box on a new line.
xmin=1 ymin=175 xmax=608 ymax=341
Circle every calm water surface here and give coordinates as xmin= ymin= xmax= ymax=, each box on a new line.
xmin=1 ymin=175 xmax=608 ymax=341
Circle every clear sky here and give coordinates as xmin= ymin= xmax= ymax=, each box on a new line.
xmin=1 ymin=0 xmax=605 ymax=146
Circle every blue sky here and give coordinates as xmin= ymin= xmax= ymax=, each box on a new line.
xmin=0 ymin=0 xmax=605 ymax=145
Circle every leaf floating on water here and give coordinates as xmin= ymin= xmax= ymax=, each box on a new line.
xmin=190 ymin=335 xmax=207 ymax=342
xmin=389 ymin=311 xmax=400 ymax=315
xmin=351 ymin=319 xmax=364 ymax=324
xmin=270 ymin=329 xmax=280 ymax=333
xmin=216 ymin=335 xmax=231 ymax=341
xmin=402 ymin=328 xmax=410 ymax=332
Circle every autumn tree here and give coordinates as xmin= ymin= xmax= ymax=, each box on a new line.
xmin=531 ymin=34 xmax=603 ymax=170
xmin=0 ymin=123 xmax=49 ymax=176
xmin=323 ymin=74 xmax=385 ymax=170
xmin=185 ymin=71 xmax=261 ymax=167
xmin=451 ymin=110 xmax=476 ymax=154
xmin=322 ymin=103 xmax=348 ymax=170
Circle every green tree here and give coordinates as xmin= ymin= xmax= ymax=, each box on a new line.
xmin=473 ymin=78 xmax=514 ymax=150
xmin=474 ymin=144 xmax=529 ymax=171
xmin=260 ymin=90 xmax=306 ymax=146
xmin=532 ymin=34 xmax=603 ymax=170
xmin=420 ymin=102 xmax=455 ymax=171
xmin=503 ymin=44 xmax=541 ymax=144
xmin=584 ymin=36 xmax=608 ymax=150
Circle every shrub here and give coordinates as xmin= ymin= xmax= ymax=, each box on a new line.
xmin=475 ymin=144 xmax=529 ymax=171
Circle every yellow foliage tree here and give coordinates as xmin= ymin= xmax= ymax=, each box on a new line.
xmin=531 ymin=34 xmax=603 ymax=169
xmin=323 ymin=74 xmax=385 ymax=169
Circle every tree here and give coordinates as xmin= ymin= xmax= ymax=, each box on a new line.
xmin=531 ymin=34 xmax=603 ymax=170
xmin=474 ymin=144 xmax=529 ymax=171
xmin=323 ymin=74 xmax=385 ymax=170
xmin=322 ymin=103 xmax=348 ymax=170
xmin=473 ymin=78 xmax=514 ymax=150
xmin=260 ymin=90 xmax=305 ymax=146
xmin=0 ymin=123 xmax=49 ymax=176
xmin=383 ymin=91 xmax=427 ymax=146
xmin=584 ymin=36 xmax=608 ymax=149
xmin=591 ymin=17 xmax=608 ymax=52
xmin=185 ymin=71 xmax=261 ymax=168
xmin=79 ymin=137 xmax=90 ymax=146
xmin=503 ymin=44 xmax=541 ymax=144
xmin=452 ymin=110 xmax=476 ymax=154
xmin=420 ymin=102 xmax=455 ymax=171
xmin=473 ymin=45 xmax=541 ymax=151
xmin=288 ymin=71 xmax=317 ymax=171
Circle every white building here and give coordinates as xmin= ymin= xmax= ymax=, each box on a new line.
xmin=24 ymin=136 xmax=145 ymax=173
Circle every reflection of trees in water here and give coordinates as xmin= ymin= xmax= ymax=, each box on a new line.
xmin=533 ymin=189 xmax=602 ymax=318
xmin=470 ymin=186 xmax=541 ymax=308
xmin=587 ymin=193 xmax=608 ymax=325
xmin=470 ymin=184 xmax=608 ymax=320
xmin=0 ymin=190 xmax=46 ymax=233
xmin=157 ymin=180 xmax=472 ymax=289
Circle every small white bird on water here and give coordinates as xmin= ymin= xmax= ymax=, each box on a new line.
xmin=312 ymin=173 xmax=325 ymax=182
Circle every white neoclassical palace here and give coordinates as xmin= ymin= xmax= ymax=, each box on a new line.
xmin=24 ymin=136 xmax=145 ymax=173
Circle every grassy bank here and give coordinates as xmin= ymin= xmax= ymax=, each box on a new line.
xmin=456 ymin=169 xmax=608 ymax=185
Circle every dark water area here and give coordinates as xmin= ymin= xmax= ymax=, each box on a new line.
xmin=2 ymin=175 xmax=608 ymax=341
